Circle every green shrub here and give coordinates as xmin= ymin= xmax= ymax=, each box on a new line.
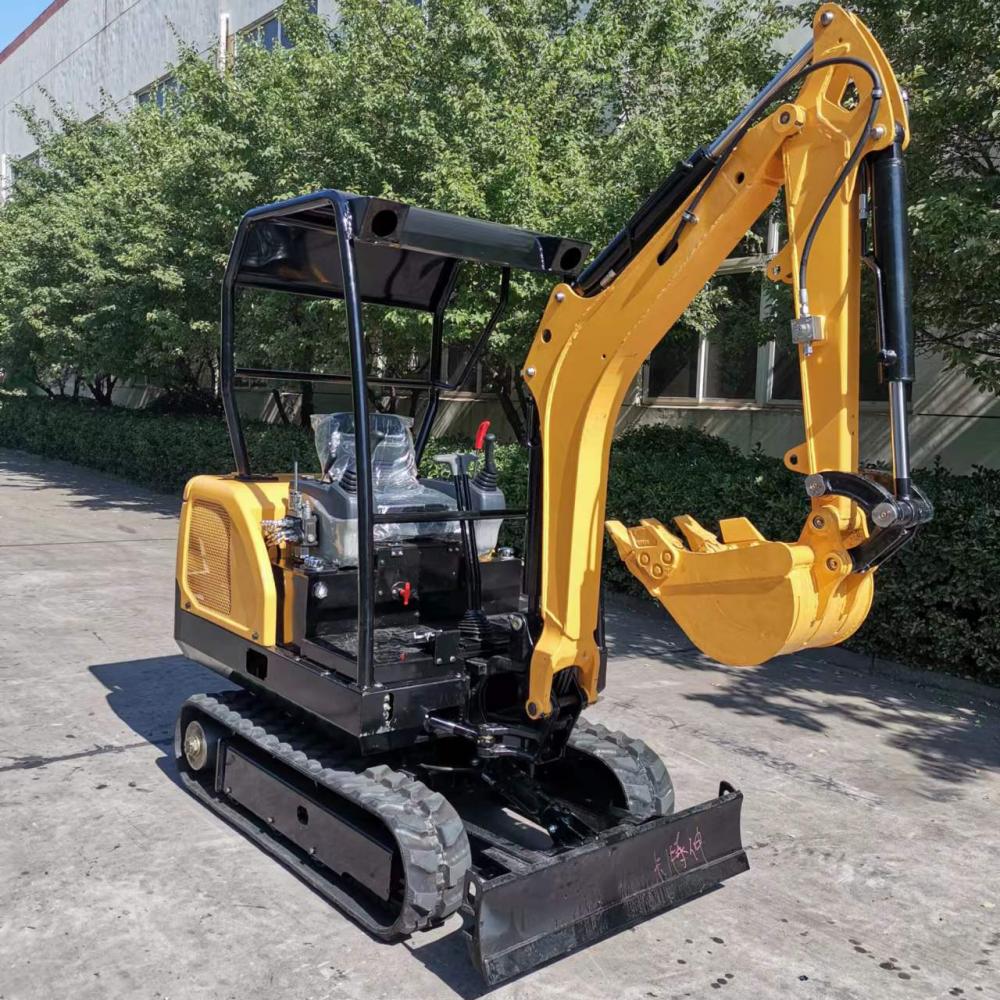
xmin=1 ymin=391 xmax=995 ymax=684
xmin=605 ymin=429 xmax=1000 ymax=685
xmin=0 ymin=392 xmax=318 ymax=492
xmin=848 ymin=462 xmax=1000 ymax=684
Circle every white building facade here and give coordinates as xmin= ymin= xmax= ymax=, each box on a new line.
xmin=0 ymin=0 xmax=333 ymax=179
xmin=2 ymin=0 xmax=997 ymax=471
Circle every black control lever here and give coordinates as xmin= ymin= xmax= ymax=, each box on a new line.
xmin=434 ymin=451 xmax=489 ymax=639
xmin=473 ymin=432 xmax=499 ymax=491
xmin=424 ymin=714 xmax=539 ymax=761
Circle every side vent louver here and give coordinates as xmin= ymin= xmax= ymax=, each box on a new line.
xmin=186 ymin=500 xmax=232 ymax=614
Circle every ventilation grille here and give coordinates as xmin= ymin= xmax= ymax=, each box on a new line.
xmin=186 ymin=500 xmax=232 ymax=615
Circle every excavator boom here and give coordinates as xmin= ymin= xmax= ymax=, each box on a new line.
xmin=524 ymin=3 xmax=932 ymax=716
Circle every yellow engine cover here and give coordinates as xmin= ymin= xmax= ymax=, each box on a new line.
xmin=176 ymin=476 xmax=289 ymax=646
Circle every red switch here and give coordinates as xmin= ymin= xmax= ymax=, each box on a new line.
xmin=401 ymin=581 xmax=412 ymax=607
xmin=475 ymin=420 xmax=491 ymax=450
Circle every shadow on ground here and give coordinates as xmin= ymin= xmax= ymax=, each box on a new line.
xmin=405 ymin=933 xmax=496 ymax=1000
xmin=605 ymin=600 xmax=1000 ymax=789
xmin=603 ymin=598 xmax=704 ymax=663
xmin=683 ymin=654 xmax=1000 ymax=788
xmin=0 ymin=449 xmax=179 ymax=517
xmin=89 ymin=655 xmax=236 ymax=785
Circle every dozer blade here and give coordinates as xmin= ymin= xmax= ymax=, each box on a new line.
xmin=606 ymin=511 xmax=874 ymax=666
xmin=463 ymin=785 xmax=748 ymax=984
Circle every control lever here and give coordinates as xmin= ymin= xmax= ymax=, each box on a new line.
xmin=262 ymin=462 xmax=318 ymax=552
xmin=474 ymin=419 xmax=491 ymax=450
xmin=434 ymin=451 xmax=489 ymax=640
xmin=473 ymin=432 xmax=499 ymax=491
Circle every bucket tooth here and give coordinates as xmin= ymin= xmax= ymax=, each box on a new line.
xmin=673 ymin=514 xmax=722 ymax=552
xmin=606 ymin=519 xmax=684 ymax=582
xmin=718 ymin=517 xmax=767 ymax=545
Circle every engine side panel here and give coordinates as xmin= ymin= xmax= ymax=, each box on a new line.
xmin=176 ymin=475 xmax=289 ymax=646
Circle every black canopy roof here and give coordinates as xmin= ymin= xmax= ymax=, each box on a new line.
xmin=231 ymin=190 xmax=592 ymax=312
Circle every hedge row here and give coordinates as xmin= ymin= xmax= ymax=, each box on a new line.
xmin=1 ymin=392 xmax=996 ymax=684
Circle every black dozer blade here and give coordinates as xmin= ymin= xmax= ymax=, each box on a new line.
xmin=462 ymin=784 xmax=748 ymax=984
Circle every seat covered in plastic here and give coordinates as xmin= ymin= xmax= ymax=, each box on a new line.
xmin=312 ymin=412 xmax=457 ymax=542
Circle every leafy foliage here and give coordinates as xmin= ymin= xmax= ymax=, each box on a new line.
xmin=0 ymin=391 xmax=317 ymax=491
xmin=2 ymin=390 xmax=995 ymax=684
xmin=1 ymin=0 xmax=996 ymax=401
xmin=0 ymin=0 xmax=792 ymax=404
xmin=848 ymin=461 xmax=1000 ymax=682
xmin=838 ymin=0 xmax=1000 ymax=392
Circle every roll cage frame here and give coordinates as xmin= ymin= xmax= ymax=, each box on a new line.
xmin=219 ymin=188 xmax=590 ymax=686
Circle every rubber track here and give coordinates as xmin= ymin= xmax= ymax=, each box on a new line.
xmin=179 ymin=691 xmax=471 ymax=938
xmin=568 ymin=718 xmax=675 ymax=820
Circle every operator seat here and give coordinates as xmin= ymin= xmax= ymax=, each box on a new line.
xmin=312 ymin=412 xmax=458 ymax=544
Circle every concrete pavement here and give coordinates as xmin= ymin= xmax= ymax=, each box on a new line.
xmin=0 ymin=447 xmax=997 ymax=1000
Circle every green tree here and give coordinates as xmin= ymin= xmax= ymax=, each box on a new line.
xmin=0 ymin=0 xmax=793 ymax=408
xmin=838 ymin=0 xmax=1000 ymax=392
xmin=0 ymin=109 xmax=140 ymax=402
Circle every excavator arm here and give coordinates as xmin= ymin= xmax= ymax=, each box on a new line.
xmin=523 ymin=3 xmax=933 ymax=718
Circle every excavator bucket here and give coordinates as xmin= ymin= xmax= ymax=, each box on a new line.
xmin=606 ymin=509 xmax=874 ymax=665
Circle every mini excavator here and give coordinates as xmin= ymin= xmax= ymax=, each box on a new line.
xmin=173 ymin=4 xmax=931 ymax=982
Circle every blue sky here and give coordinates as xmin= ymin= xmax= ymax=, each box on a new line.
xmin=0 ymin=1 xmax=53 ymax=53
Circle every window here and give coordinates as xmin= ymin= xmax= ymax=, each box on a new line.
xmin=703 ymin=271 xmax=768 ymax=400
xmin=771 ymin=336 xmax=802 ymax=400
xmin=242 ymin=1 xmax=318 ymax=52
xmin=2 ymin=151 xmax=41 ymax=201
xmin=136 ymin=75 xmax=179 ymax=110
xmin=645 ymin=214 xmax=890 ymax=407
xmin=764 ymin=279 xmax=800 ymax=401
xmin=768 ymin=269 xmax=886 ymax=403
xmin=645 ymin=250 xmax=773 ymax=404
xmin=253 ymin=16 xmax=287 ymax=51
xmin=647 ymin=330 xmax=699 ymax=398
xmin=443 ymin=345 xmax=482 ymax=392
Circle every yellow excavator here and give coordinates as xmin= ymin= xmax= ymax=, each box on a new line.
xmin=173 ymin=4 xmax=931 ymax=983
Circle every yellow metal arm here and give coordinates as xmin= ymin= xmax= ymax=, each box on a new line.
xmin=523 ymin=4 xmax=909 ymax=717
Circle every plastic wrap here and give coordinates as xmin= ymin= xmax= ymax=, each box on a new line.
xmin=311 ymin=412 xmax=459 ymax=548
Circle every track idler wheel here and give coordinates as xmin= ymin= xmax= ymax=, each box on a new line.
xmin=181 ymin=717 xmax=224 ymax=772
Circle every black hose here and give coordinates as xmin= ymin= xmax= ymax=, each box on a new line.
xmin=790 ymin=58 xmax=882 ymax=313
xmin=662 ymin=55 xmax=884 ymax=314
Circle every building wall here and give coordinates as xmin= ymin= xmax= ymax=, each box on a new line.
xmin=1 ymin=0 xmax=337 ymax=172
xmin=631 ymin=348 xmax=1000 ymax=475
